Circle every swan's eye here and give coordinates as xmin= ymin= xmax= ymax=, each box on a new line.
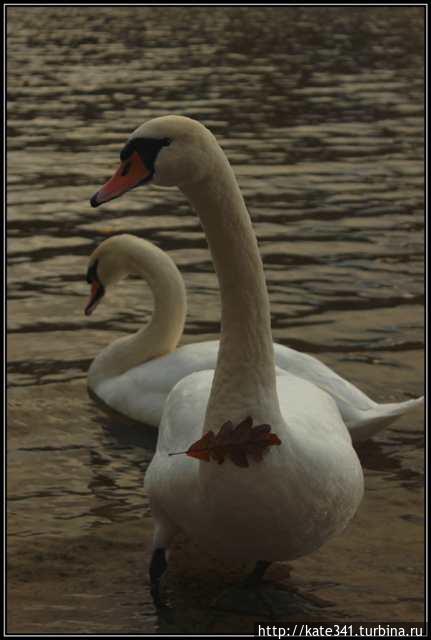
xmin=121 ymin=161 xmax=131 ymax=177
xmin=117 ymin=137 xmax=172 ymax=177
xmin=120 ymin=140 xmax=135 ymax=162
xmin=86 ymin=259 xmax=99 ymax=284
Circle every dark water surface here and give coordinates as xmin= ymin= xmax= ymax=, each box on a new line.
xmin=7 ymin=6 xmax=424 ymax=633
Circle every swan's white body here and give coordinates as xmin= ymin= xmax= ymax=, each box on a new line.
xmin=148 ymin=369 xmax=363 ymax=561
xmin=88 ymin=236 xmax=423 ymax=442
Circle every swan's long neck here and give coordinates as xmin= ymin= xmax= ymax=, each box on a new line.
xmin=181 ymin=141 xmax=281 ymax=431
xmin=88 ymin=240 xmax=186 ymax=386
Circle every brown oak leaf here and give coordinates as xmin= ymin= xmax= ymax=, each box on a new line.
xmin=169 ymin=416 xmax=281 ymax=468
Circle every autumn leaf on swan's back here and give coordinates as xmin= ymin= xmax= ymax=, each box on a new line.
xmin=169 ymin=416 xmax=281 ymax=468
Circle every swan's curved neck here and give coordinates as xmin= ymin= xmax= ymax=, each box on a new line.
xmin=181 ymin=142 xmax=281 ymax=431
xmin=88 ymin=241 xmax=186 ymax=386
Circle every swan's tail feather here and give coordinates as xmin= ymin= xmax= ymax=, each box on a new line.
xmin=349 ymin=396 xmax=424 ymax=442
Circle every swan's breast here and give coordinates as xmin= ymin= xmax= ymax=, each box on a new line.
xmin=147 ymin=371 xmax=364 ymax=562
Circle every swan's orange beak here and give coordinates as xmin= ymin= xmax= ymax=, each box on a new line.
xmin=90 ymin=151 xmax=152 ymax=207
xmin=85 ymin=280 xmax=105 ymax=316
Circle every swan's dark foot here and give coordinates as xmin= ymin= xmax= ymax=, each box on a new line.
xmin=149 ymin=547 xmax=167 ymax=608
xmin=242 ymin=560 xmax=272 ymax=587
xmin=211 ymin=561 xmax=288 ymax=617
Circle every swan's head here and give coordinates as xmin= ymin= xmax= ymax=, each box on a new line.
xmin=84 ymin=234 xmax=135 ymax=316
xmin=90 ymin=115 xmax=218 ymax=207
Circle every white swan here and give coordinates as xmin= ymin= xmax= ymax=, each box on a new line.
xmin=86 ymin=239 xmax=423 ymax=441
xmin=89 ymin=116 xmax=370 ymax=604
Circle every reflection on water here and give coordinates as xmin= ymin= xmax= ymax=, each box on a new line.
xmin=7 ymin=5 xmax=424 ymax=633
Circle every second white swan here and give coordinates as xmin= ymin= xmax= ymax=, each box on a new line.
xmin=85 ymin=234 xmax=423 ymax=441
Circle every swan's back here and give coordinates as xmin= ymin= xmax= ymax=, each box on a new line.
xmin=92 ymin=341 xmax=219 ymax=426
xmin=273 ymin=345 xmax=375 ymax=417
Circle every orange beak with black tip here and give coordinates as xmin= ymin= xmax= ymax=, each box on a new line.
xmin=90 ymin=151 xmax=152 ymax=207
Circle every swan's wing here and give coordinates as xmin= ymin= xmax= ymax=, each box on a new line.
xmin=274 ymin=345 xmax=376 ymax=416
xmin=274 ymin=348 xmax=423 ymax=438
xmin=156 ymin=369 xmax=214 ymax=452
xmin=275 ymin=372 xmax=353 ymax=444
